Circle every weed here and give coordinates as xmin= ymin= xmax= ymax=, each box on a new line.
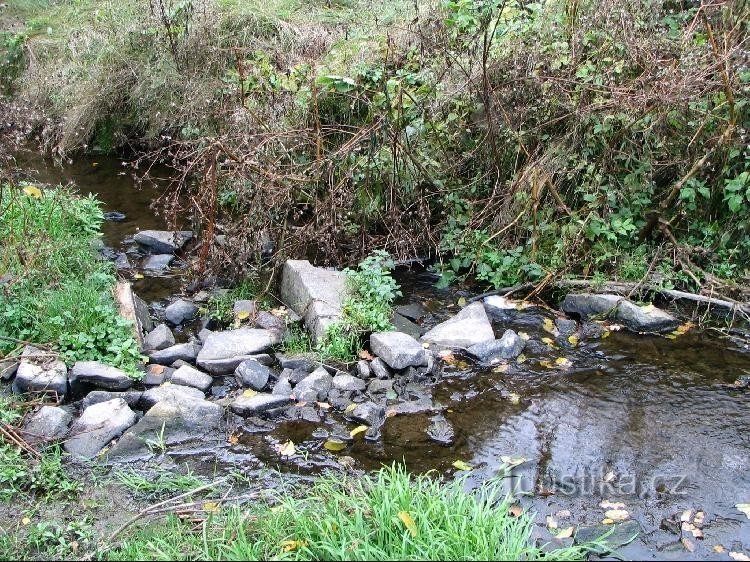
xmin=0 ymin=443 xmax=82 ymax=502
xmin=279 ymin=324 xmax=314 ymax=355
xmin=115 ymin=467 xmax=206 ymax=500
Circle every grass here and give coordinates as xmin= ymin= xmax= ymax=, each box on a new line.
xmin=106 ymin=465 xmax=596 ymax=561
xmin=115 ymin=468 xmax=207 ymax=500
xmin=0 ymin=184 xmax=142 ymax=372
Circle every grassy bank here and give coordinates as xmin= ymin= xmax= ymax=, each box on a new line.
xmin=0 ymin=184 xmax=141 ymax=372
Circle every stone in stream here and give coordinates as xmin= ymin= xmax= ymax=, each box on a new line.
xmin=356 ymin=360 xmax=372 ymax=379
xmin=140 ymin=384 xmax=206 ymax=410
xmin=148 ymin=342 xmax=201 ymax=365
xmin=81 ymin=390 xmax=143 ymax=410
xmin=391 ymin=313 xmax=424 ymax=340
xmin=164 ymin=299 xmax=199 ymax=325
xmin=370 ymin=357 xmax=391 ymax=380
xmin=133 ymin=230 xmax=192 ymax=254
xmin=21 ymin=406 xmax=72 ymax=444
xmin=276 ymin=353 xmax=316 ymax=372
xmin=143 ymin=323 xmax=175 ymax=352
xmin=108 ymin=396 xmax=224 ymax=461
xmin=482 ymin=295 xmax=518 ymax=321
xmin=370 ymin=331 xmax=427 ymax=370
xmin=142 ymin=254 xmax=173 ymax=271
xmin=331 ymin=373 xmax=366 ymax=392
xmin=114 ymin=253 xmax=131 ymax=270
xmin=64 ymin=398 xmax=137 ymax=459
xmin=143 ymin=365 xmax=173 ymax=386
xmin=554 ymin=317 xmax=579 ymax=336
xmin=230 ymin=393 xmax=291 ymax=416
xmin=11 ymin=348 xmax=68 ymax=400
xmin=69 ymin=361 xmax=133 ymax=391
xmin=421 ymin=302 xmax=495 ymax=348
xmin=347 ymin=401 xmax=385 ymax=437
xmin=272 ymin=377 xmax=293 ymax=396
xmin=196 ymin=328 xmax=280 ymax=375
xmin=395 ymin=303 xmax=426 ymax=322
xmin=234 ymin=359 xmax=271 ymax=391
xmin=467 ymin=329 xmax=525 ymax=363
xmin=170 ymin=365 xmax=213 ymax=392
xmin=292 ymin=367 xmax=332 ymax=402
xmin=279 ymin=260 xmax=347 ymax=344
xmin=561 ymin=293 xmax=679 ymax=333
xmin=426 ymin=414 xmax=455 ymax=446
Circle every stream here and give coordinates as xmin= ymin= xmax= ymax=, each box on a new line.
xmin=13 ymin=149 xmax=750 ymax=560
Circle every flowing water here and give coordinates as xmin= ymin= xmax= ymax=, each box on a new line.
xmin=13 ymin=149 xmax=750 ymax=560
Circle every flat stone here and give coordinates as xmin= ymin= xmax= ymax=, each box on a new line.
xmin=132 ymin=291 xmax=154 ymax=333
xmin=143 ymin=324 xmax=175 ymax=352
xmin=143 ymin=365 xmax=172 ymax=386
xmin=370 ymin=331 xmax=426 ymax=370
xmin=332 ymin=373 xmax=366 ymax=392
xmin=391 ymin=313 xmax=424 ymax=339
xmin=133 ymin=230 xmax=192 ymax=254
xmin=555 ymin=318 xmax=578 ymax=336
xmin=272 ymin=378 xmax=293 ymax=396
xmin=292 ymin=367 xmax=332 ymax=402
xmin=140 ymin=384 xmax=206 ymax=410
xmin=561 ymin=293 xmax=679 ymax=333
xmin=421 ymin=302 xmax=494 ymax=348
xmin=108 ymin=396 xmax=223 ymax=461
xmin=467 ymin=329 xmax=524 ymax=363
xmin=170 ymin=365 xmax=213 ymax=392
xmin=69 ymin=361 xmax=132 ymax=391
xmin=22 ymin=406 xmax=72 ymax=444
xmin=560 ymin=293 xmax=622 ymax=319
xmin=230 ymin=393 xmax=291 ymax=416
xmin=196 ymin=328 xmax=280 ymax=374
xmin=370 ymin=358 xmax=391 ymax=380
xmin=142 ymin=254 xmax=173 ymax=271
xmin=64 ymin=398 xmax=137 ymax=459
xmin=165 ymin=299 xmax=199 ymax=325
xmin=234 ymin=360 xmax=271 ymax=391
xmin=288 ymin=368 xmax=312 ymax=385
xmin=276 ymin=353 xmax=316 ymax=372
xmin=12 ymin=355 xmax=68 ymax=400
xmin=356 ymin=360 xmax=372 ymax=379
xmin=255 ymin=311 xmax=285 ymax=334
xmin=148 ymin=342 xmax=201 ymax=365
xmin=81 ymin=390 xmax=143 ymax=410
xmin=114 ymin=253 xmax=131 ymax=270
xmin=280 ymin=260 xmax=346 ymax=344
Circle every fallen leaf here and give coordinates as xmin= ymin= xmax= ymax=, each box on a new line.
xmin=457 ymin=297 xmax=467 ymax=307
xmin=509 ymin=505 xmax=523 ymax=517
xmin=350 ymin=425 xmax=368 ymax=438
xmin=133 ymin=273 xmax=144 ymax=280
xmin=516 ymin=354 xmax=527 ymax=363
xmin=541 ymin=337 xmax=556 ymax=346
xmin=604 ymin=509 xmax=629 ymax=521
xmin=500 ymin=455 xmax=526 ymax=467
xmin=507 ymin=392 xmax=521 ymax=404
xmin=556 ymin=527 xmax=574 ymax=539
xmin=730 ymin=553 xmax=750 ymax=562
xmin=397 ymin=511 xmax=417 ymax=537
xmin=542 ymin=318 xmax=558 ymax=335
xmin=324 ymin=439 xmax=347 ymax=452
xmin=518 ymin=331 xmax=530 ymax=341
xmin=270 ymin=505 xmax=284 ymax=514
xmin=713 ymin=545 xmax=725 ymax=553
xmin=22 ymin=185 xmax=43 ymax=199
xmin=277 ymin=440 xmax=296 ymax=457
xmin=601 ymin=518 xmax=614 ymax=525
xmin=555 ymin=357 xmax=572 ymax=368
xmin=493 ymin=364 xmax=509 ymax=374
xmin=546 ymin=515 xmax=558 ymax=529
xmin=736 ymin=503 xmax=750 ymax=519
xmin=21 ymin=517 xmax=31 ymax=526
xmin=693 ymin=511 xmax=705 ymax=526
xmin=682 ymin=538 xmax=696 ymax=553
xmin=203 ymin=502 xmax=220 ymax=513
xmin=681 ymin=510 xmax=693 ymax=522
xmin=316 ymin=402 xmax=331 ymax=410
xmin=358 ymin=349 xmax=374 ymax=360
xmin=228 ymin=432 xmax=239 ymax=445
xmin=599 ymin=500 xmax=626 ymax=510
xmin=243 ymin=389 xmax=258 ymax=397
xmin=452 ymin=460 xmax=473 ymax=471
xmin=270 ymin=307 xmax=288 ymax=317
xmin=345 ymin=403 xmax=358 ymax=414
xmin=385 ymin=408 xmax=397 ymax=418
xmin=539 ymin=360 xmax=555 ymax=369
xmin=235 ymin=310 xmax=251 ymax=321
xmin=601 ymin=329 xmax=611 ymax=338
xmin=567 ymin=334 xmax=579 ymax=346
xmin=281 ymin=540 xmax=307 ymax=552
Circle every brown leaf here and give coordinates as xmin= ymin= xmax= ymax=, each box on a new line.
xmin=509 ymin=505 xmax=523 ymax=518
xmin=358 ymin=349 xmax=374 ymax=361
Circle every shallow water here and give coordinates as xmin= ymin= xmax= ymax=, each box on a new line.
xmin=16 ymin=151 xmax=750 ymax=560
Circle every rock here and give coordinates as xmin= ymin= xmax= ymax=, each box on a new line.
xmin=0 ymin=357 xmax=19 ymax=381
xmin=197 ymin=328 xmax=212 ymax=343
xmin=272 ymin=378 xmax=293 ymax=396
xmin=143 ymin=324 xmax=175 ymax=352
xmin=395 ymin=303 xmax=426 ymax=322
xmin=482 ymin=295 xmax=517 ymax=321
xmin=69 ymin=361 xmax=132 ymax=391
xmin=103 ymin=211 xmax=127 ymax=222
xmin=554 ymin=318 xmax=578 ymax=336
xmin=64 ymin=399 xmax=137 ymax=459
xmin=132 ymin=291 xmax=154 ymax=333
xmin=421 ymin=302 xmax=494 ymax=348
xmin=426 ymin=414 xmax=454 ymax=445
xmin=388 ymin=399 xmax=436 ymax=415
xmin=142 ymin=254 xmax=173 ymax=271
xmin=133 ymin=230 xmax=192 ymax=254
xmin=348 ymin=401 xmax=385 ymax=432
xmin=370 ymin=331 xmax=426 ymax=370
xmin=114 ymin=253 xmax=131 ymax=270
xmin=254 ymin=311 xmax=285 ymax=334
xmin=230 ymin=393 xmax=291 ymax=416
xmin=391 ymin=313 xmax=424 ymax=339
xmin=196 ymin=328 xmax=280 ymax=375
xmin=165 ymin=299 xmax=199 ymax=325
xmin=108 ymin=396 xmax=223 ymax=461
xmin=367 ymin=379 xmax=394 ymax=395
xmin=140 ymin=384 xmax=206 ymax=410
xmin=561 ymin=293 xmax=679 ymax=333
xmin=370 ymin=358 xmax=391 ymax=380
xmin=286 ymin=405 xmax=321 ymax=423
xmin=248 ymin=353 xmax=274 ymax=366
xmin=234 ymin=360 xmax=271 ymax=391
xmin=171 ymin=359 xmax=190 ymax=369
xmin=276 ymin=353 xmax=316 ymax=372
xmin=170 ymin=365 xmax=213 ymax=392
xmin=581 ymin=322 xmax=607 ymax=339
xmin=467 ymin=329 xmax=524 ymax=363
xmin=356 ymin=360 xmax=372 ymax=379
xmin=232 ymin=300 xmax=257 ymax=318
xmin=292 ymin=367 xmax=332 ymax=402
xmin=280 ymin=260 xmax=346 ymax=344
xmin=81 ymin=390 xmax=143 ymax=410
xmin=148 ymin=342 xmax=201 ymax=365
xmin=143 ymin=365 xmax=172 ymax=386
xmin=22 ymin=406 xmax=72 ymax=443
xmin=332 ymin=373 xmax=366 ymax=392
xmin=12 ymin=351 xmax=67 ymax=400
xmin=574 ymin=520 xmax=641 ymax=554
xmin=288 ymin=368 xmax=312 ymax=385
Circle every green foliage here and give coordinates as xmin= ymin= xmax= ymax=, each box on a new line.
xmin=107 ymin=464 xmax=597 ymax=561
xmin=0 ymin=442 xmax=82 ymax=502
xmin=115 ymin=468 xmax=206 ymax=500
xmin=316 ymin=321 xmax=361 ymax=362
xmin=279 ymin=324 xmax=314 ymax=355
xmin=0 ymin=185 xmax=143 ymax=373
xmin=205 ymin=278 xmax=264 ymax=324
xmin=25 ymin=518 xmax=95 ymax=559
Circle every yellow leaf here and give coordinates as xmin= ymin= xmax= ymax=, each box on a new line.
xmin=556 ymin=526 xmax=574 ymax=539
xmin=452 ymin=460 xmax=473 ymax=471
xmin=457 ymin=297 xmax=467 ymax=307
xmin=133 ymin=273 xmax=144 ymax=280
xmin=22 ymin=185 xmax=43 ymax=199
xmin=236 ymin=310 xmax=250 ymax=321
xmin=541 ymin=337 xmax=556 ymax=346
xmin=270 ymin=505 xmax=284 ymax=514
xmin=737 ymin=503 xmax=750 ymax=519
xmin=546 ymin=515 xmax=558 ymax=529
xmin=324 ymin=439 xmax=347 ymax=452
xmin=281 ymin=540 xmax=307 ymax=552
xmin=602 ymin=329 xmax=611 ymax=338
xmin=601 ymin=518 xmax=614 ymax=525
xmin=713 ymin=545 xmax=726 ymax=553
xmin=567 ymin=335 xmax=579 ymax=346
xmin=518 ymin=331 xmax=530 ymax=341
xmin=243 ymin=389 xmax=258 ymax=397
xmin=539 ymin=360 xmax=555 ymax=369
xmin=21 ymin=517 xmax=31 ymax=526
xmin=203 ymin=502 xmax=220 ymax=513
xmin=345 ymin=403 xmax=357 ymax=414
xmin=516 ymin=354 xmax=527 ymax=364
xmin=542 ymin=318 xmax=557 ymax=335
xmin=277 ymin=440 xmax=296 ymax=457
xmin=604 ymin=509 xmax=629 ymax=521
xmin=316 ymin=402 xmax=331 ymax=410
xmin=500 ymin=455 xmax=526 ymax=467
xmin=397 ymin=511 xmax=417 ymax=537
xmin=507 ymin=392 xmax=521 ymax=404
xmin=350 ymin=425 xmax=368 ymax=438
xmin=555 ymin=357 xmax=572 ymax=368
xmin=228 ymin=433 xmax=239 ymax=445
xmin=493 ymin=364 xmax=509 ymax=373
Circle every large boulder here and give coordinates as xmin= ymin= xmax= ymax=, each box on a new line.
xmin=148 ymin=342 xmax=201 ymax=365
xmin=64 ymin=398 xmax=137 ymax=459
xmin=467 ymin=329 xmax=524 ymax=363
xmin=230 ymin=393 xmax=291 ymax=416
xmin=11 ymin=347 xmax=68 ymax=400
xmin=196 ymin=328 xmax=280 ymax=375
xmin=370 ymin=331 xmax=426 ymax=370
xmin=69 ymin=361 xmax=132 ymax=391
xmin=421 ymin=302 xmax=495 ymax=348
xmin=164 ymin=299 xmax=199 ymax=326
xmin=291 ymin=367 xmax=332 ymax=402
xmin=280 ymin=260 xmax=347 ymax=344
xmin=140 ymin=383 xmax=206 ymax=410
xmin=107 ymin=396 xmax=224 ymax=461
xmin=143 ymin=324 xmax=175 ymax=352
xmin=133 ymin=230 xmax=192 ymax=254
xmin=21 ymin=406 xmax=72 ymax=444
xmin=561 ymin=293 xmax=679 ymax=333
xmin=169 ymin=365 xmax=213 ymax=392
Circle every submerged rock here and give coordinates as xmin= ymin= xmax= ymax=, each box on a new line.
xmin=196 ymin=328 xmax=280 ymax=375
xmin=370 ymin=331 xmax=426 ymax=370
xmin=148 ymin=342 xmax=201 ymax=365
xmin=230 ymin=393 xmax=291 ymax=416
xmin=69 ymin=361 xmax=132 ymax=391
xmin=292 ymin=367 xmax=332 ymax=402
xmin=234 ymin=359 xmax=271 ymax=391
xmin=467 ymin=329 xmax=524 ymax=363
xmin=561 ymin=293 xmax=679 ymax=333
xmin=426 ymin=414 xmax=455 ymax=446
xmin=142 ymin=254 xmax=173 ymax=271
xmin=421 ymin=302 xmax=494 ymax=348
xmin=133 ymin=230 xmax=192 ymax=254
xmin=143 ymin=324 xmax=175 ymax=352
xmin=165 ymin=299 xmax=199 ymax=325
xmin=170 ymin=365 xmax=213 ymax=392
xmin=348 ymin=401 xmax=385 ymax=429
xmin=64 ymin=398 xmax=137 ymax=459
xmin=574 ymin=520 xmax=641 ymax=554
xmin=22 ymin=406 xmax=72 ymax=444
